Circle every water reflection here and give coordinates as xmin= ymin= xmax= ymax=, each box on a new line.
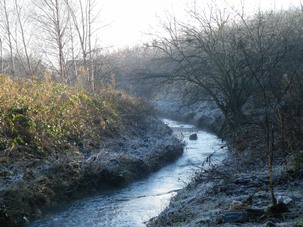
xmin=29 ymin=119 xmax=226 ymax=227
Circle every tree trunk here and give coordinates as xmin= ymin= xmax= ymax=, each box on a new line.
xmin=265 ymin=116 xmax=277 ymax=206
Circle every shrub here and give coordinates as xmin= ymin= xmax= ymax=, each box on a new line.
xmin=0 ymin=75 xmax=151 ymax=156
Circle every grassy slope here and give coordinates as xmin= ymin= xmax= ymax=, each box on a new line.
xmin=0 ymin=75 xmax=153 ymax=158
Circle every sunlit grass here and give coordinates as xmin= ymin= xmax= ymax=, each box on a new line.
xmin=0 ymin=75 xmax=152 ymax=156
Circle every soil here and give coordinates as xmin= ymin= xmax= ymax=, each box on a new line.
xmin=147 ymin=127 xmax=303 ymax=227
xmin=150 ymin=97 xmax=303 ymax=227
xmin=0 ymin=116 xmax=184 ymax=227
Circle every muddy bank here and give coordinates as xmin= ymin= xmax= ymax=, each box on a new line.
xmin=153 ymin=98 xmax=224 ymax=134
xmin=0 ymin=116 xmax=184 ymax=227
xmin=147 ymin=127 xmax=303 ymax=227
xmin=150 ymin=98 xmax=303 ymax=226
xmin=148 ymin=149 xmax=303 ymax=226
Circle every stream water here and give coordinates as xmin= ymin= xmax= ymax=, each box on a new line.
xmin=29 ymin=119 xmax=227 ymax=227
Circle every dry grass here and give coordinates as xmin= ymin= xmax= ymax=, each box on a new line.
xmin=0 ymin=75 xmax=152 ymax=157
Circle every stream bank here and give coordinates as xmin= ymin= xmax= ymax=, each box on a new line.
xmin=148 ymin=150 xmax=303 ymax=226
xmin=28 ymin=119 xmax=227 ymax=227
xmin=148 ymin=100 xmax=303 ymax=226
xmin=153 ymin=97 xmax=224 ymax=134
xmin=0 ymin=116 xmax=183 ymax=227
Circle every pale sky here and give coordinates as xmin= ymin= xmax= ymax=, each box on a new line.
xmin=100 ymin=0 xmax=184 ymax=49
xmin=98 ymin=0 xmax=302 ymax=49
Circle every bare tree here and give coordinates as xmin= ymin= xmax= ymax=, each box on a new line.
xmin=65 ymin=0 xmax=102 ymax=91
xmin=12 ymin=0 xmax=44 ymax=77
xmin=234 ymin=8 xmax=303 ymax=206
xmin=149 ymin=7 xmax=252 ymax=128
xmin=13 ymin=0 xmax=31 ymax=76
xmin=0 ymin=0 xmax=16 ymax=75
xmin=32 ymin=0 xmax=71 ymax=82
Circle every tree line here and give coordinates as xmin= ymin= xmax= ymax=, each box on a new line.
xmin=0 ymin=0 xmax=117 ymax=92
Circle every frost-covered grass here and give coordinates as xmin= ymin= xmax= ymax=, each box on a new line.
xmin=0 ymin=75 xmax=153 ymax=157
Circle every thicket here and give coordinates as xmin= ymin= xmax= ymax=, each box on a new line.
xmin=0 ymin=75 xmax=152 ymax=157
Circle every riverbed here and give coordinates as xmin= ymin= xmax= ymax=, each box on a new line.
xmin=29 ymin=119 xmax=227 ymax=227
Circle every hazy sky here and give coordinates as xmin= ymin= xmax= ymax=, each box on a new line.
xmin=99 ymin=0 xmax=302 ymax=49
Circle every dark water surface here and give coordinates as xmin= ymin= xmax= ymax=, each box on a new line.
xmin=29 ymin=119 xmax=227 ymax=227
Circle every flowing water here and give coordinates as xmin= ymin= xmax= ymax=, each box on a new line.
xmin=29 ymin=119 xmax=227 ymax=227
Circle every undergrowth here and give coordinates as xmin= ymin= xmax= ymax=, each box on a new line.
xmin=0 ymin=75 xmax=153 ymax=157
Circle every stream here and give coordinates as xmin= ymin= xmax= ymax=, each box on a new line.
xmin=29 ymin=119 xmax=227 ymax=227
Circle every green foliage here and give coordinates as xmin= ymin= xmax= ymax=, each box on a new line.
xmin=0 ymin=75 xmax=151 ymax=156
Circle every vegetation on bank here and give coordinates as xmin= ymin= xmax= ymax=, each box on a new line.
xmin=0 ymin=74 xmax=153 ymax=158
xmin=0 ymin=74 xmax=184 ymax=227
